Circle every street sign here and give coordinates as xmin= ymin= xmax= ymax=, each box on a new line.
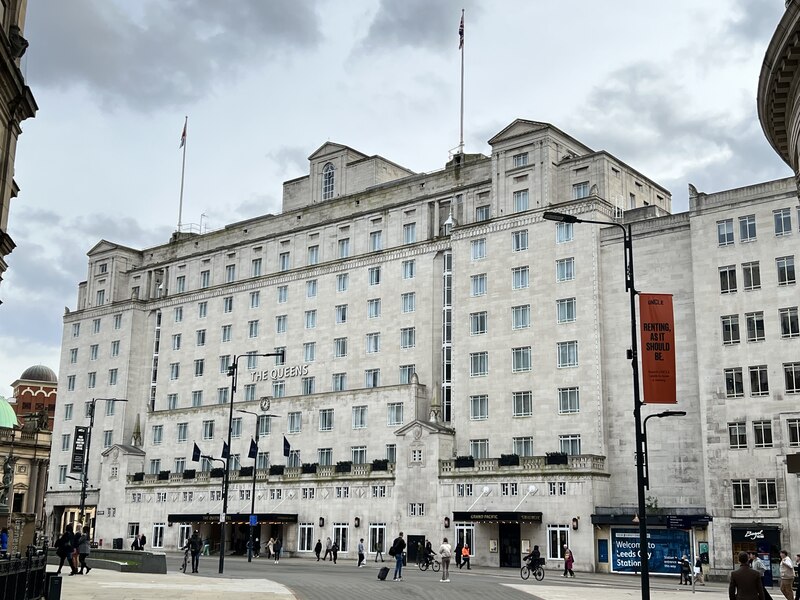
xmin=666 ymin=515 xmax=693 ymax=529
xmin=70 ymin=426 xmax=88 ymax=473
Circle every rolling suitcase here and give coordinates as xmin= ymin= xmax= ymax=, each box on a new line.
xmin=377 ymin=566 xmax=390 ymax=580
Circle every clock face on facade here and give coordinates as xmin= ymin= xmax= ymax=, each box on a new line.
xmin=259 ymin=397 xmax=271 ymax=412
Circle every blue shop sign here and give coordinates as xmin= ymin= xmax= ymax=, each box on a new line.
xmin=611 ymin=528 xmax=690 ymax=575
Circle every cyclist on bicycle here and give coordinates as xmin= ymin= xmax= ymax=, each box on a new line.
xmin=423 ymin=540 xmax=436 ymax=566
xmin=523 ymin=544 xmax=541 ymax=568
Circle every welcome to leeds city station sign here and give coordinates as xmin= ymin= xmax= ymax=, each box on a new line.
xmin=639 ymin=294 xmax=676 ymax=404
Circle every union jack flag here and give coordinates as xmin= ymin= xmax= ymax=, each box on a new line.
xmin=458 ymin=12 xmax=464 ymax=50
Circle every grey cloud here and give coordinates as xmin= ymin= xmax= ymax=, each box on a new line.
xmin=266 ymin=145 xmax=308 ymax=178
xmin=721 ymin=0 xmax=785 ymax=46
xmin=566 ymin=62 xmax=789 ymax=212
xmin=24 ymin=0 xmax=322 ymax=112
xmin=360 ymin=0 xmax=480 ymax=52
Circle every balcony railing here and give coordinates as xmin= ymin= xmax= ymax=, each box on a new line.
xmin=440 ymin=454 xmax=607 ymax=475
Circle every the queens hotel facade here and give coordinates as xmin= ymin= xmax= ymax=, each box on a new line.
xmin=45 ymin=119 xmax=800 ymax=579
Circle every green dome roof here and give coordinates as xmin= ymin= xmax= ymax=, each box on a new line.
xmin=0 ymin=396 xmax=18 ymax=428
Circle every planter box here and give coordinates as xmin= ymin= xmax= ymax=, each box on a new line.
xmin=546 ymin=452 xmax=568 ymax=465
xmin=301 ymin=463 xmax=318 ymax=474
xmin=335 ymin=461 xmax=352 ymax=473
xmin=239 ymin=466 xmax=253 ymax=477
xmin=499 ymin=454 xmax=520 ymax=467
xmin=132 ymin=472 xmax=144 ymax=482
xmin=269 ymin=465 xmax=285 ymax=476
xmin=454 ymin=456 xmax=475 ymax=468
xmin=371 ymin=459 xmax=389 ymax=472
xmin=157 ymin=470 xmax=170 ymax=481
xmin=182 ymin=469 xmax=196 ymax=480
xmin=210 ymin=468 xmax=225 ymax=478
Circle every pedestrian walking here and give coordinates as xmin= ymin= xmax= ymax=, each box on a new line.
xmin=680 ymin=555 xmax=692 ymax=585
xmin=695 ymin=555 xmax=704 ymax=585
xmin=779 ymin=550 xmax=794 ymax=600
xmin=266 ymin=537 xmax=274 ymax=559
xmin=54 ymin=525 xmax=75 ymax=575
xmin=730 ymin=551 xmax=765 ymax=600
xmin=439 ymin=537 xmax=452 ymax=582
xmin=314 ymin=539 xmax=322 ymax=561
xmin=460 ymin=543 xmax=471 ymax=569
xmin=202 ymin=537 xmax=210 ymax=556
xmin=184 ymin=530 xmax=202 ymax=573
xmin=77 ymin=526 xmax=92 ymax=575
xmin=273 ymin=538 xmax=282 ymax=564
xmin=563 ymin=547 xmax=575 ymax=578
xmin=390 ymin=531 xmax=406 ymax=581
xmin=749 ymin=551 xmax=774 ymax=600
xmin=455 ymin=541 xmax=463 ymax=569
xmin=323 ymin=536 xmax=333 ymax=561
xmin=374 ymin=539 xmax=384 ymax=562
xmin=331 ymin=540 xmax=339 ymax=564
xmin=357 ymin=538 xmax=365 ymax=567
xmin=69 ymin=526 xmax=81 ymax=574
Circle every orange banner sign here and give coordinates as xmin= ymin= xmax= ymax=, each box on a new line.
xmin=639 ymin=293 xmax=676 ymax=404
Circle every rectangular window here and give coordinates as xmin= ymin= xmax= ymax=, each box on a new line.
xmin=559 ymin=434 xmax=581 ymax=455
xmin=370 ymin=230 xmax=382 ymax=251
xmin=87 ymin=372 xmax=96 ymax=388
xmin=470 ymin=274 xmax=487 ymax=296
xmin=334 ymin=337 xmax=348 ymax=358
xmin=113 ymin=314 xmax=122 ymax=329
xmin=194 ymin=359 xmax=204 ymax=377
xmin=469 ymin=395 xmax=488 ymax=420
xmin=512 ymin=304 xmax=531 ymax=329
xmin=556 ymin=298 xmax=576 ymax=323
xmin=721 ymin=315 xmax=740 ymax=345
xmin=476 ymin=205 xmax=490 ymax=221
xmin=558 ymin=387 xmax=580 ymax=414
xmin=456 ymin=483 xmax=473 ymax=497
xmin=93 ymin=318 xmax=101 ymax=333
xmin=304 ymin=310 xmax=317 ymax=329
xmin=556 ymin=258 xmax=575 ymax=282
xmin=192 ymin=390 xmax=203 ymax=407
xmin=225 ymin=264 xmax=236 ymax=283
xmin=177 ymin=422 xmax=188 ymax=443
xmin=368 ymin=266 xmax=381 ymax=285
xmin=171 ymin=334 xmax=181 ymax=351
xmin=336 ymin=304 xmax=349 ymax=324
xmin=556 ymin=222 xmax=574 ymax=243
xmin=785 ymin=362 xmax=800 ymax=393
xmin=318 ymin=448 xmax=333 ymax=466
xmin=287 ymin=412 xmax=302 ymax=434
xmin=251 ymin=258 xmax=262 ymax=277
xmin=470 ymin=352 xmax=488 ymax=376
xmin=780 ymin=307 xmax=800 ymax=338
xmin=69 ymin=348 xmax=78 ymax=363
xmin=749 ymin=365 xmax=769 ymax=396
xmin=108 ymin=368 xmax=118 ymax=385
xmin=512 ymin=190 xmax=529 ymax=212
xmin=385 ymin=444 xmax=396 ymax=463
xmin=298 ymin=524 xmax=314 ymax=552
xmin=248 ymin=320 xmax=259 ymax=339
xmin=557 ymin=341 xmax=579 ymax=368
xmin=745 ymin=312 xmax=765 ymax=342
xmin=572 ymin=181 xmax=589 ymax=199
xmin=402 ymin=259 xmax=415 ymax=279
xmin=399 ymin=364 xmax=415 ymax=384
xmin=64 ymin=404 xmax=73 ymax=420
xmin=728 ymin=422 xmax=747 ymax=449
xmin=367 ymin=298 xmax=381 ymax=319
xmin=513 ymin=436 xmax=534 ymax=456
xmin=366 ymin=332 xmax=380 ymax=353
xmin=319 ymin=409 xmax=334 ymax=432
xmin=103 ymin=430 xmax=113 ymax=448
xmin=199 ymin=301 xmax=208 ymax=317
xmin=739 ymin=215 xmax=757 ymax=242
xmin=202 ymin=420 xmax=215 ymax=440
xmin=512 ymin=391 xmax=532 ymax=417
xmin=338 ymin=238 xmax=350 ymax=259
xmin=332 ymin=372 xmax=346 ymax=391
xmin=365 ymin=369 xmax=380 ymax=388
xmin=306 ymin=280 xmax=317 ymax=298
xmin=470 ymin=311 xmax=487 ymax=335
xmin=512 ymin=229 xmax=528 ymax=252
xmin=307 ymin=245 xmax=319 ymax=265
xmin=352 ymin=446 xmax=368 ymax=464
xmin=257 ymin=415 xmax=271 ymax=438
xmin=470 ymin=439 xmax=489 ymax=459
xmin=512 ymin=152 xmax=528 ymax=167
xmin=512 ymin=346 xmax=532 ymax=372
xmin=279 ymin=251 xmax=290 ymax=271
xmin=725 ymin=367 xmax=744 ymax=398
xmin=72 ymin=323 xmax=80 ymax=338
xmin=757 ymin=479 xmax=777 ymax=509
xmin=167 ymin=394 xmax=178 ymax=410
xmin=512 ymin=266 xmax=529 ymax=289
xmin=275 ymin=316 xmax=287 ymax=334
xmin=67 ymin=376 xmax=75 ymax=391
xmin=174 ymin=307 xmax=183 ymax=322
xmin=403 ymin=223 xmax=416 ymax=244
xmin=231 ymin=417 xmax=243 ymax=439
xmin=90 ymin=344 xmax=98 ymax=360
xmin=775 ymin=208 xmax=793 ymax=236
xmin=788 ymin=418 xmax=800 ymax=446
xmin=61 ymin=433 xmax=71 ymax=451
xmin=200 ymin=270 xmax=210 ymax=288
xmin=401 ymin=292 xmax=416 ymax=313
xmin=301 ymin=376 xmax=315 ymax=395
xmin=753 ymin=420 xmax=773 ymax=448
xmin=719 ymin=265 xmax=737 ymax=293
xmin=352 ymin=406 xmax=367 ymax=429
xmin=304 ymin=341 xmax=316 ymax=364
xmin=196 ymin=329 xmax=206 ymax=346
xmin=718 ymin=219 xmax=734 ymax=246
xmin=337 ymin=273 xmax=349 ymax=292
xmin=471 ymin=238 xmax=487 ymax=260
xmin=501 ymin=482 xmax=519 ymax=496
xmin=777 ymin=255 xmax=796 ymax=285
xmin=400 ymin=327 xmax=416 ymax=349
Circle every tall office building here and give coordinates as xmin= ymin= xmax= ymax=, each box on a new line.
xmin=45 ymin=120 xmax=799 ymax=578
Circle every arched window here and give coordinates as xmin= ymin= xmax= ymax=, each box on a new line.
xmin=322 ymin=163 xmax=335 ymax=200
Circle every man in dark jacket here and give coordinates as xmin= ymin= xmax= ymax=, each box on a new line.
xmin=391 ymin=532 xmax=406 ymax=581
xmin=314 ymin=539 xmax=322 ymax=561
xmin=730 ymin=551 xmax=765 ymax=600
xmin=55 ymin=525 xmax=76 ymax=575
xmin=185 ymin=531 xmax=202 ymax=573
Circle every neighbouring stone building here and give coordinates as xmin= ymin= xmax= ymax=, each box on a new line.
xmin=0 ymin=0 xmax=36 ymax=291
xmin=44 ymin=120 xmax=798 ymax=581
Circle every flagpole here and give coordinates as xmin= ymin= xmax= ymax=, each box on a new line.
xmin=178 ymin=116 xmax=188 ymax=231
xmin=459 ymin=9 xmax=465 ymax=154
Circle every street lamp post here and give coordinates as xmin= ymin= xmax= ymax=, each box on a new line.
xmin=642 ymin=411 xmax=687 ymax=489
xmin=80 ymin=397 xmax=127 ymax=532
xmin=219 ymin=351 xmax=283 ymax=574
xmin=238 ymin=403 xmax=279 ymax=563
xmin=543 ymin=210 xmax=651 ymax=600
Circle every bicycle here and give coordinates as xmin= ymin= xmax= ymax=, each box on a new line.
xmin=520 ymin=558 xmax=545 ymax=581
xmin=180 ymin=547 xmax=189 ymax=573
xmin=418 ymin=555 xmax=441 ymax=572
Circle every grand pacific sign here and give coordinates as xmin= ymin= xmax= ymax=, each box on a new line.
xmin=251 ymin=364 xmax=310 ymax=382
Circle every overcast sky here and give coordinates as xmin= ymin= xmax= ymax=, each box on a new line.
xmin=0 ymin=0 xmax=791 ymax=398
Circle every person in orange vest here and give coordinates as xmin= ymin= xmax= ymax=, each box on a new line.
xmin=460 ymin=543 xmax=471 ymax=569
